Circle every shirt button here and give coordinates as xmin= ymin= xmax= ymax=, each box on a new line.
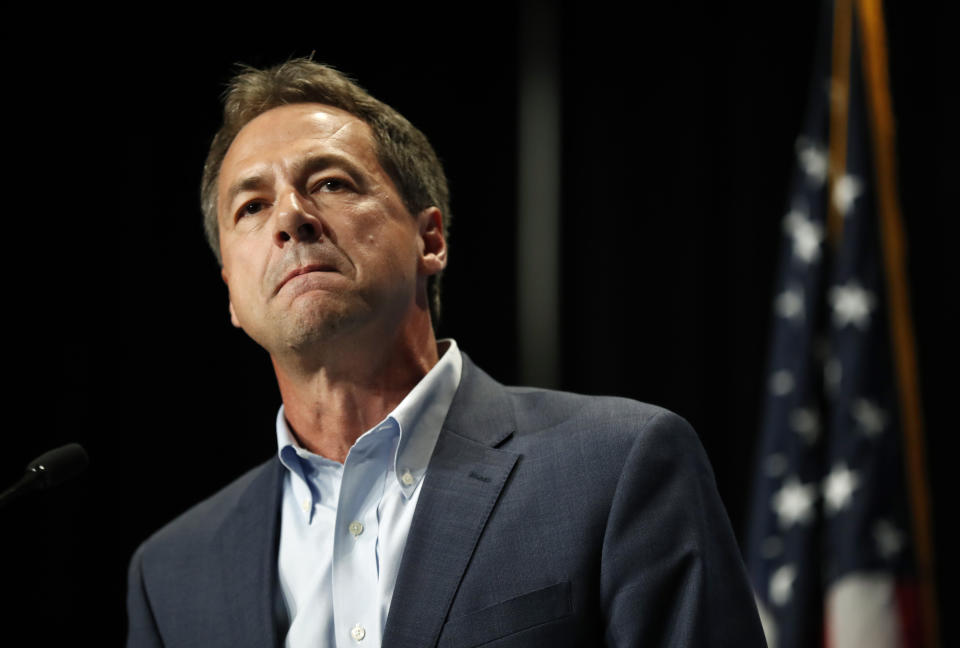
xmin=301 ymin=499 xmax=311 ymax=512
xmin=351 ymin=624 xmax=366 ymax=641
xmin=400 ymin=470 xmax=415 ymax=486
xmin=349 ymin=521 xmax=364 ymax=537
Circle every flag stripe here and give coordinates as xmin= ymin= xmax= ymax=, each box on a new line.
xmin=825 ymin=573 xmax=901 ymax=648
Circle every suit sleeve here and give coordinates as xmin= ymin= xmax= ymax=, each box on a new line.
xmin=600 ymin=411 xmax=767 ymax=647
xmin=126 ymin=543 xmax=165 ymax=648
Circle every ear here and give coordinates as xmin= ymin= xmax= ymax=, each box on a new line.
xmin=417 ymin=206 xmax=447 ymax=277
xmin=222 ymin=268 xmax=242 ymax=328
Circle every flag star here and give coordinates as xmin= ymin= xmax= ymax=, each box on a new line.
xmin=822 ymin=462 xmax=860 ymax=514
xmin=772 ymin=476 xmax=817 ymax=528
xmin=832 ymin=173 xmax=863 ymax=216
xmin=783 ymin=208 xmax=824 ymax=263
xmin=796 ymin=137 xmax=828 ymax=185
xmin=788 ymin=407 xmax=820 ymax=444
xmin=873 ymin=519 xmax=906 ymax=560
xmin=852 ymin=398 xmax=887 ymax=437
xmin=775 ymin=286 xmax=805 ymax=321
xmin=829 ymin=280 xmax=876 ymax=329
xmin=769 ymin=370 xmax=795 ymax=396
xmin=770 ymin=564 xmax=797 ymax=606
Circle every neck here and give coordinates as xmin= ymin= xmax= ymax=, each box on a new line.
xmin=272 ymin=316 xmax=440 ymax=464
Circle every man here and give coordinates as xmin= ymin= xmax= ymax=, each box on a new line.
xmin=127 ymin=59 xmax=766 ymax=647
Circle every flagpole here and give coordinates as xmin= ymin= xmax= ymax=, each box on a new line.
xmin=854 ymin=0 xmax=940 ymax=645
xmin=827 ymin=0 xmax=853 ymax=247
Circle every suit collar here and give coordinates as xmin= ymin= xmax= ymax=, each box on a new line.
xmin=440 ymin=352 xmax=515 ymax=448
xmin=382 ymin=354 xmax=519 ymax=648
xmin=209 ymin=354 xmax=516 ymax=648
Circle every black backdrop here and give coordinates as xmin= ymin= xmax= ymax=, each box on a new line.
xmin=2 ymin=2 xmax=951 ymax=643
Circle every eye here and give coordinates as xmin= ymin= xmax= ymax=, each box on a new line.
xmin=312 ymin=178 xmax=348 ymax=193
xmin=236 ymin=200 xmax=266 ymax=221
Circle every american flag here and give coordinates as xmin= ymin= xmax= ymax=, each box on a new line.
xmin=744 ymin=1 xmax=937 ymax=647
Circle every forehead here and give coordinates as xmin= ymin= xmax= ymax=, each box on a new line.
xmin=220 ymin=103 xmax=377 ymax=181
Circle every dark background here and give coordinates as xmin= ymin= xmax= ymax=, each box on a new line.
xmin=2 ymin=2 xmax=951 ymax=643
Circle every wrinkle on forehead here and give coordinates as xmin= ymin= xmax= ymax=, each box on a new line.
xmin=316 ymin=117 xmax=357 ymax=142
xmin=226 ymin=105 xmax=374 ymax=167
xmin=217 ymin=103 xmax=402 ymax=226
xmin=221 ymin=105 xmax=369 ymax=181
xmin=266 ymin=104 xmax=366 ymax=140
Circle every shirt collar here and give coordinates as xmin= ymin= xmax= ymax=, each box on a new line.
xmin=389 ymin=338 xmax=462 ymax=496
xmin=275 ymin=339 xmax=462 ymax=498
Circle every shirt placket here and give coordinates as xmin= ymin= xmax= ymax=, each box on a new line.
xmin=332 ymin=424 xmax=394 ymax=647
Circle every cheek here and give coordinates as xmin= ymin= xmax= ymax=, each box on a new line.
xmin=336 ymin=197 xmax=420 ymax=279
xmin=353 ymin=235 xmax=418 ymax=286
xmin=341 ymin=201 xmax=388 ymax=237
xmin=345 ymin=206 xmax=414 ymax=257
xmin=223 ymin=241 xmax=271 ymax=298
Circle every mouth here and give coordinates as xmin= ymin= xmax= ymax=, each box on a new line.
xmin=275 ymin=263 xmax=340 ymax=295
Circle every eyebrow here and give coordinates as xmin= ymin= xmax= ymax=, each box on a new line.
xmin=223 ymin=173 xmax=270 ymax=211
xmin=223 ymin=153 xmax=369 ymax=212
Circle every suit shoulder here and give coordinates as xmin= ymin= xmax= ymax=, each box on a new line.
xmin=134 ymin=457 xmax=278 ymax=561
xmin=504 ymin=385 xmax=695 ymax=442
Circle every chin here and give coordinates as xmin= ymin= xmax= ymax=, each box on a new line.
xmin=280 ymin=303 xmax=369 ymax=351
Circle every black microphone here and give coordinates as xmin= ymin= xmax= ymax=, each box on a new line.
xmin=0 ymin=443 xmax=89 ymax=510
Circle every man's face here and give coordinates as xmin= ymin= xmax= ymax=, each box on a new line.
xmin=217 ymin=103 xmax=443 ymax=356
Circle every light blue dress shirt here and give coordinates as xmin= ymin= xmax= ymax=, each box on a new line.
xmin=275 ymin=340 xmax=462 ymax=648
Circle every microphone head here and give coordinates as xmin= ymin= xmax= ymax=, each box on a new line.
xmin=27 ymin=443 xmax=89 ymax=490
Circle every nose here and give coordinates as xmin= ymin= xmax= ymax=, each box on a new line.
xmin=274 ymin=190 xmax=324 ymax=245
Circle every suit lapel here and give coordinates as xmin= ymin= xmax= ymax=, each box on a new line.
xmin=215 ymin=457 xmax=285 ymax=647
xmin=198 ymin=356 xmax=513 ymax=647
xmin=382 ymin=356 xmax=519 ymax=648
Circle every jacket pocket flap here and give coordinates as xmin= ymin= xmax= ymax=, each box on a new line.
xmin=438 ymin=581 xmax=572 ymax=648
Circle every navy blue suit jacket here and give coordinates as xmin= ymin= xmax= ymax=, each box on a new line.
xmin=127 ymin=356 xmax=766 ymax=646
